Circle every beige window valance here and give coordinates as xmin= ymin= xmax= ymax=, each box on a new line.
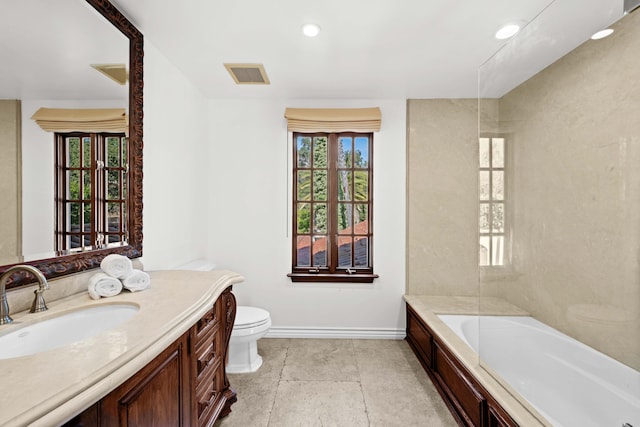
xmin=284 ymin=107 xmax=381 ymax=133
xmin=31 ymin=108 xmax=128 ymax=134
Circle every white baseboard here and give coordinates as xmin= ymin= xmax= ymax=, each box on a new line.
xmin=265 ymin=327 xmax=406 ymax=340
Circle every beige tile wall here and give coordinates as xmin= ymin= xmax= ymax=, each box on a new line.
xmin=0 ymin=99 xmax=21 ymax=265
xmin=407 ymin=12 xmax=640 ymax=370
xmin=483 ymin=10 xmax=640 ymax=370
xmin=406 ymin=99 xmax=479 ymax=296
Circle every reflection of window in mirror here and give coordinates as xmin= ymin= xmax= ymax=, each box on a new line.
xmin=479 ymin=136 xmax=509 ymax=267
xmin=54 ymin=133 xmax=128 ymax=252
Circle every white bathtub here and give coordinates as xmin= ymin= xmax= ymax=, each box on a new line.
xmin=438 ymin=315 xmax=640 ymax=427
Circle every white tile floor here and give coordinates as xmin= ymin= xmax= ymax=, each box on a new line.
xmin=215 ymin=338 xmax=457 ymax=427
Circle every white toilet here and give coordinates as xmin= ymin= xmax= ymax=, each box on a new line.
xmin=172 ymin=261 xmax=271 ymax=373
xmin=227 ymin=306 xmax=271 ymax=373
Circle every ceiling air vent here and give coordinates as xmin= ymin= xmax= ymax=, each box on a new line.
xmin=224 ymin=63 xmax=270 ymax=85
xmin=91 ymin=63 xmax=128 ymax=85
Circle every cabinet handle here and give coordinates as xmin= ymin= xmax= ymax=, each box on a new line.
xmin=198 ymin=390 xmax=217 ymax=414
xmin=197 ymin=309 xmax=216 ymax=332
xmin=197 ymin=348 xmax=216 ymax=372
xmin=199 ymin=391 xmax=215 ymax=405
xmin=198 ymin=315 xmax=211 ymax=329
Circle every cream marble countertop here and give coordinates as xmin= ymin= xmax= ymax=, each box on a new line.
xmin=0 ymin=269 xmax=244 ymax=427
xmin=403 ymin=295 xmax=552 ymax=427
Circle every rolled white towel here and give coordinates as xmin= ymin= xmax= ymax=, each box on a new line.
xmin=101 ymin=254 xmax=133 ymax=279
xmin=88 ymin=272 xmax=123 ymax=300
xmin=122 ymin=269 xmax=151 ymax=292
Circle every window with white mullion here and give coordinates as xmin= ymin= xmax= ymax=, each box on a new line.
xmin=479 ymin=136 xmax=507 ymax=266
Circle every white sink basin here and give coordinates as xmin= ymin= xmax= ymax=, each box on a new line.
xmin=0 ymin=304 xmax=139 ymax=359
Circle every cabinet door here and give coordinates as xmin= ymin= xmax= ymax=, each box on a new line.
xmin=433 ymin=343 xmax=486 ymax=427
xmin=407 ymin=308 xmax=434 ymax=366
xmin=100 ymin=331 xmax=191 ymax=427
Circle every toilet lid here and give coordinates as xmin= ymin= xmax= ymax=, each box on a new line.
xmin=235 ymin=306 xmax=270 ymax=329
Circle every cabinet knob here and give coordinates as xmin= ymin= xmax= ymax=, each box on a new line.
xmin=197 ymin=309 xmax=216 ymax=332
xmin=198 ymin=390 xmax=217 ymax=414
xmin=197 ymin=348 xmax=216 ymax=372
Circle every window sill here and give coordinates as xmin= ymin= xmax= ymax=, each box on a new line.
xmin=288 ymin=272 xmax=379 ymax=283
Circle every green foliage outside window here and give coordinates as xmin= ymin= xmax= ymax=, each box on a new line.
xmin=296 ymin=135 xmax=369 ymax=235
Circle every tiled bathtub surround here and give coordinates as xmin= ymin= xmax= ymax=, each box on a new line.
xmin=407 ymin=10 xmax=640 ymax=372
xmin=406 ymin=98 xmax=479 ymax=297
xmin=0 ymin=100 xmax=21 ymax=266
xmin=480 ymin=8 xmax=640 ymax=371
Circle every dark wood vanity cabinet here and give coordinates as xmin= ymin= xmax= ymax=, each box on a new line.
xmin=406 ymin=305 xmax=517 ymax=427
xmin=65 ymin=287 xmax=237 ymax=427
xmin=100 ymin=331 xmax=191 ymax=426
xmin=191 ymin=287 xmax=237 ymax=426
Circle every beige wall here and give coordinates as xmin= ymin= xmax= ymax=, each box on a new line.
xmin=406 ymin=99 xmax=479 ymax=296
xmin=483 ymin=11 xmax=640 ymax=370
xmin=0 ymin=100 xmax=21 ymax=265
xmin=407 ymin=11 xmax=639 ymax=370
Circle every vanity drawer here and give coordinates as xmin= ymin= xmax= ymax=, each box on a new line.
xmin=195 ymin=360 xmax=224 ymax=425
xmin=194 ymin=328 xmax=221 ymax=382
xmin=194 ymin=305 xmax=219 ymax=342
xmin=190 ymin=293 xmax=232 ymax=426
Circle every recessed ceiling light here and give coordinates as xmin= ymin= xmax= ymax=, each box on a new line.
xmin=591 ymin=28 xmax=614 ymax=40
xmin=495 ymin=23 xmax=521 ymax=40
xmin=302 ymin=24 xmax=321 ymax=37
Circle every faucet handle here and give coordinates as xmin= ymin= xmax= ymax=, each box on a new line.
xmin=30 ymin=288 xmax=48 ymax=313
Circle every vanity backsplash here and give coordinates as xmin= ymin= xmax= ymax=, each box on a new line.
xmin=6 ymin=259 xmax=144 ymax=314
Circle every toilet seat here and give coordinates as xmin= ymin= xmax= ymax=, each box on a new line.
xmin=235 ymin=318 xmax=270 ymax=329
xmin=234 ymin=306 xmax=270 ymax=329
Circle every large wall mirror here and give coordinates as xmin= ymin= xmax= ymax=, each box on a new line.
xmin=0 ymin=0 xmax=143 ymax=289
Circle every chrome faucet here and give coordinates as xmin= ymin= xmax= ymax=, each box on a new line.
xmin=0 ymin=265 xmax=49 ymax=325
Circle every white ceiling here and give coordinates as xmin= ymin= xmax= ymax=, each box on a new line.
xmin=0 ymin=0 xmax=129 ymax=101
xmin=112 ymin=0 xmax=623 ymax=99
xmin=1 ymin=0 xmax=624 ymax=101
